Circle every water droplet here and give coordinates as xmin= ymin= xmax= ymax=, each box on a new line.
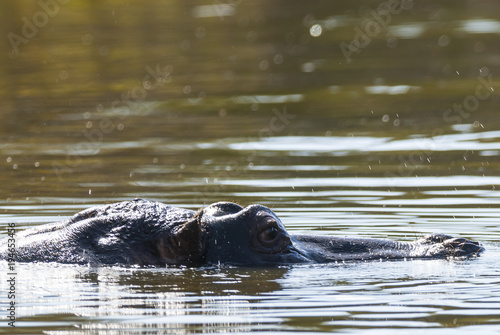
xmin=273 ymin=53 xmax=284 ymax=64
xmin=438 ymin=35 xmax=449 ymax=47
xmin=309 ymin=24 xmax=322 ymax=37
xmin=480 ymin=67 xmax=489 ymax=76
xmin=59 ymin=70 xmax=69 ymax=80
xmin=82 ymin=34 xmax=93 ymax=45
xmin=259 ymin=60 xmax=269 ymax=70
xmin=386 ymin=36 xmax=398 ymax=48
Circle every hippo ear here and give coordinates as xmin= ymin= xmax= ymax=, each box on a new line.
xmin=156 ymin=215 xmax=206 ymax=265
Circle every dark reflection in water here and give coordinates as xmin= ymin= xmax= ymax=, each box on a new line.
xmin=3 ymin=251 xmax=500 ymax=334
xmin=75 ymin=266 xmax=287 ymax=296
xmin=1 ymin=0 xmax=500 ymax=333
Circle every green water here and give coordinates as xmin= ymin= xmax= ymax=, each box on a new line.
xmin=1 ymin=1 xmax=500 ymax=334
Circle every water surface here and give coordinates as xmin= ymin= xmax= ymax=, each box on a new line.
xmin=1 ymin=0 xmax=500 ymax=333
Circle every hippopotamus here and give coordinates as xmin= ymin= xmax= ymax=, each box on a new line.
xmin=0 ymin=199 xmax=484 ymax=266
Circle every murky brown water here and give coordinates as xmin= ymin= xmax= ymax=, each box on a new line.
xmin=1 ymin=0 xmax=500 ymax=334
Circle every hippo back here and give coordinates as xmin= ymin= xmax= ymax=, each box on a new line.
xmin=0 ymin=199 xmax=198 ymax=265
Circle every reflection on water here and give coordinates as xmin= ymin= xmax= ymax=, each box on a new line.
xmin=2 ymin=251 xmax=500 ymax=334
xmin=232 ymin=94 xmax=304 ymax=104
xmin=364 ymin=85 xmax=420 ymax=94
xmin=1 ymin=0 xmax=500 ymax=333
xmin=459 ymin=19 xmax=500 ymax=34
xmin=388 ymin=23 xmax=426 ymax=39
xmin=225 ymin=131 xmax=500 ymax=153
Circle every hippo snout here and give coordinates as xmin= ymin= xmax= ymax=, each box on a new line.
xmin=443 ymin=237 xmax=484 ymax=256
xmin=417 ymin=234 xmax=485 ymax=258
xmin=289 ymin=233 xmax=485 ymax=263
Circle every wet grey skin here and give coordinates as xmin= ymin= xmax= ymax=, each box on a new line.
xmin=0 ymin=199 xmax=484 ymax=266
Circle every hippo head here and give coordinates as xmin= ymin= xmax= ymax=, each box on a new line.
xmin=196 ymin=202 xmax=310 ymax=265
xmin=176 ymin=201 xmax=484 ymax=266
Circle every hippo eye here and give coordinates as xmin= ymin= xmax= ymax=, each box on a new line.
xmin=262 ymin=226 xmax=278 ymax=241
xmin=258 ymin=223 xmax=281 ymax=246
xmin=252 ymin=216 xmax=291 ymax=254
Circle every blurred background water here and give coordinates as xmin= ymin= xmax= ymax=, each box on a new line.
xmin=1 ymin=0 xmax=500 ymax=334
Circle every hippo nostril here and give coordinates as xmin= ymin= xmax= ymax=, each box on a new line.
xmin=443 ymin=237 xmax=485 ymax=257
